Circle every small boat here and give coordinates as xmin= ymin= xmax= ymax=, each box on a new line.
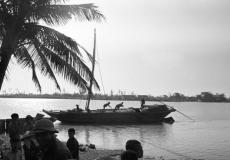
xmin=43 ymin=104 xmax=176 ymax=124
xmin=42 ymin=29 xmax=176 ymax=124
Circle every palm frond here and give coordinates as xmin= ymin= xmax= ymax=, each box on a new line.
xmin=0 ymin=0 xmax=103 ymax=93
xmin=23 ymin=24 xmax=81 ymax=56
xmin=31 ymin=25 xmax=99 ymax=89
xmin=30 ymin=4 xmax=105 ymax=25
xmin=14 ymin=46 xmax=42 ymax=92
xmin=37 ymin=42 xmax=90 ymax=92
xmin=32 ymin=42 xmax=61 ymax=91
xmin=18 ymin=24 xmax=100 ymax=91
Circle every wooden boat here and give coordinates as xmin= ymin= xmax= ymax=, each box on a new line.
xmin=43 ymin=104 xmax=176 ymax=124
xmin=42 ymin=29 xmax=176 ymax=124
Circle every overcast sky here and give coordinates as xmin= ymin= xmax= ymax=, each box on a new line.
xmin=2 ymin=0 xmax=230 ymax=96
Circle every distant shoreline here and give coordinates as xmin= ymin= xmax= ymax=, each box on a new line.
xmin=0 ymin=94 xmax=229 ymax=103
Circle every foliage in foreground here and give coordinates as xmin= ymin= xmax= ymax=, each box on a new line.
xmin=0 ymin=0 xmax=105 ymax=92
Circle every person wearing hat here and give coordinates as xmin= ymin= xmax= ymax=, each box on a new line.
xmin=31 ymin=119 xmax=72 ymax=160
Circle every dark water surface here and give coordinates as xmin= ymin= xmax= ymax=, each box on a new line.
xmin=1 ymin=98 xmax=230 ymax=160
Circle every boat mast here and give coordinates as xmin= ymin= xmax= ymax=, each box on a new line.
xmin=85 ymin=29 xmax=96 ymax=111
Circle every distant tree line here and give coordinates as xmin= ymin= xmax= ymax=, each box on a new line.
xmin=0 ymin=91 xmax=229 ymax=102
xmin=153 ymin=92 xmax=228 ymax=102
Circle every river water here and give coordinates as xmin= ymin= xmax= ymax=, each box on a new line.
xmin=0 ymin=98 xmax=230 ymax=160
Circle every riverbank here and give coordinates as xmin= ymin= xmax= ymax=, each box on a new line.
xmin=0 ymin=134 xmax=121 ymax=159
xmin=0 ymin=134 xmax=160 ymax=160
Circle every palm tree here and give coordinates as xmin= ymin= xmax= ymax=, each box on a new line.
xmin=0 ymin=0 xmax=104 ymax=92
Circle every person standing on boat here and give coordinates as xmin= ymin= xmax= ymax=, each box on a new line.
xmin=140 ymin=98 xmax=145 ymax=108
xmin=114 ymin=102 xmax=124 ymax=110
xmin=31 ymin=119 xmax=72 ymax=160
xmin=66 ymin=128 xmax=79 ymax=160
xmin=75 ymin=105 xmax=83 ymax=112
xmin=103 ymin=102 xmax=111 ymax=109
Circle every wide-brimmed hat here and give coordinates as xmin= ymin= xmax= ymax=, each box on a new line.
xmin=31 ymin=119 xmax=58 ymax=134
xmin=21 ymin=131 xmax=34 ymax=140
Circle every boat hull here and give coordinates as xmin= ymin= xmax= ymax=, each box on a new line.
xmin=43 ymin=109 xmax=174 ymax=124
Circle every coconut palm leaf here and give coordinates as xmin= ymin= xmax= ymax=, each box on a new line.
xmin=31 ymin=44 xmax=61 ymax=91
xmin=34 ymin=40 xmax=90 ymax=91
xmin=14 ymin=46 xmax=42 ymax=92
xmin=18 ymin=23 xmax=100 ymax=92
xmin=35 ymin=25 xmax=95 ymax=67
xmin=22 ymin=23 xmax=90 ymax=65
xmin=0 ymin=0 xmax=104 ymax=92
xmin=29 ymin=24 xmax=99 ymax=89
xmin=29 ymin=4 xmax=105 ymax=25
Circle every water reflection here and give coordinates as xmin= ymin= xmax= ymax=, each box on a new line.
xmin=2 ymin=98 xmax=230 ymax=159
xmin=55 ymin=122 xmax=172 ymax=157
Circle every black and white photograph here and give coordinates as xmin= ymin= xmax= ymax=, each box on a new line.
xmin=0 ymin=0 xmax=230 ymax=159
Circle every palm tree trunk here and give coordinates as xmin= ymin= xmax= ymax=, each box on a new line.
xmin=0 ymin=28 xmax=18 ymax=91
xmin=0 ymin=46 xmax=13 ymax=90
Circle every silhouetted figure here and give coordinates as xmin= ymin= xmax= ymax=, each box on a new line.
xmin=125 ymin=139 xmax=143 ymax=158
xmin=115 ymin=102 xmax=124 ymax=110
xmin=103 ymin=102 xmax=111 ymax=109
xmin=76 ymin=104 xmax=79 ymax=110
xmin=121 ymin=150 xmax=138 ymax=160
xmin=8 ymin=113 xmax=22 ymax=153
xmin=23 ymin=115 xmax=35 ymax=133
xmin=21 ymin=131 xmax=40 ymax=160
xmin=75 ymin=105 xmax=83 ymax=112
xmin=129 ymin=107 xmax=140 ymax=112
xmin=86 ymin=108 xmax=91 ymax=113
xmin=31 ymin=119 xmax=72 ymax=160
xmin=66 ymin=128 xmax=79 ymax=160
xmin=34 ymin=113 xmax=45 ymax=121
xmin=140 ymin=98 xmax=145 ymax=108
xmin=104 ymin=139 xmax=143 ymax=160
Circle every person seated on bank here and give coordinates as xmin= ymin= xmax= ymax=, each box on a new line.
xmin=121 ymin=139 xmax=143 ymax=159
xmin=66 ymin=128 xmax=79 ymax=160
xmin=31 ymin=119 xmax=72 ymax=160
xmin=103 ymin=102 xmax=111 ymax=109
xmin=114 ymin=102 xmax=124 ymax=111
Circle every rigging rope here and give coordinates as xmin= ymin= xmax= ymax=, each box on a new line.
xmin=96 ymin=44 xmax=106 ymax=95
xmin=140 ymin=137 xmax=194 ymax=159
xmin=99 ymin=125 xmax=195 ymax=160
